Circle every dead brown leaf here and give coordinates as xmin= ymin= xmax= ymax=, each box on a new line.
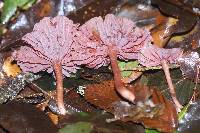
xmin=3 ymin=57 xmax=21 ymax=77
xmin=85 ymin=80 xmax=178 ymax=132
xmin=139 ymin=89 xmax=178 ymax=132
xmin=85 ymin=80 xmax=120 ymax=111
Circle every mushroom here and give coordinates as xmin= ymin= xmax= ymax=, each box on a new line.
xmin=12 ymin=16 xmax=79 ymax=115
xmin=73 ymin=14 xmax=151 ymax=102
xmin=138 ymin=44 xmax=183 ymax=110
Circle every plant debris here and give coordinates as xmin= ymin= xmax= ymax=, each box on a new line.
xmin=1 ymin=0 xmax=200 ymax=132
xmin=0 ymin=101 xmax=58 ymax=133
xmin=84 ymin=80 xmax=178 ymax=132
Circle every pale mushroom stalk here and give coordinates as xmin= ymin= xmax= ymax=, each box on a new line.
xmin=161 ymin=60 xmax=183 ymax=110
xmin=53 ymin=61 xmax=66 ymax=114
xmin=108 ymin=46 xmax=135 ymax=102
xmin=13 ymin=16 xmax=79 ymax=115
xmin=138 ymin=44 xmax=183 ymax=111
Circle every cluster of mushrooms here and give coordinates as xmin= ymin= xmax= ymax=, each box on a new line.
xmin=12 ymin=14 xmax=183 ymax=115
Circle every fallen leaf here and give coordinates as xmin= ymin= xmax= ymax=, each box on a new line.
xmin=1 ymin=0 xmax=36 ymax=24
xmin=0 ymin=101 xmax=58 ymax=133
xmin=58 ymin=112 xmax=145 ymax=133
xmin=0 ymin=72 xmax=39 ymax=104
xmin=168 ymin=18 xmax=200 ymax=50
xmin=151 ymin=17 xmax=178 ymax=48
xmin=139 ymin=89 xmax=178 ymax=133
xmin=58 ymin=122 xmax=93 ymax=133
xmin=152 ymin=0 xmax=198 ymax=35
xmin=85 ymin=80 xmax=178 ymax=132
xmin=3 ymin=56 xmax=21 ymax=77
xmin=85 ymin=80 xmax=120 ymax=111
xmin=47 ymin=112 xmax=59 ymax=125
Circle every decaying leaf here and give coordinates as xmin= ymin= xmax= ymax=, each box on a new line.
xmin=84 ymin=80 xmax=178 ymax=132
xmin=68 ymin=0 xmax=127 ymax=24
xmin=139 ymin=89 xmax=178 ymax=133
xmin=17 ymin=82 xmax=98 ymax=115
xmin=3 ymin=56 xmax=21 ymax=77
xmin=168 ymin=19 xmax=200 ymax=50
xmin=0 ymin=0 xmax=56 ymax=51
xmin=0 ymin=101 xmax=58 ymax=133
xmin=80 ymin=67 xmax=113 ymax=83
xmin=117 ymin=0 xmax=159 ymax=27
xmin=58 ymin=122 xmax=93 ymax=133
xmin=0 ymin=72 xmax=40 ymax=104
xmin=47 ymin=112 xmax=59 ymax=125
xmin=85 ymin=80 xmax=153 ymax=111
xmin=152 ymin=0 xmax=198 ymax=35
xmin=146 ymin=69 xmax=196 ymax=105
xmin=109 ymin=90 xmax=178 ymax=133
xmin=85 ymin=80 xmax=121 ymax=111
xmin=58 ymin=111 xmax=145 ymax=133
xmin=151 ymin=17 xmax=178 ymax=48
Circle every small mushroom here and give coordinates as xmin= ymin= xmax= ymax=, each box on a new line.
xmin=73 ymin=14 xmax=151 ymax=102
xmin=138 ymin=44 xmax=183 ymax=110
xmin=12 ymin=16 xmax=79 ymax=115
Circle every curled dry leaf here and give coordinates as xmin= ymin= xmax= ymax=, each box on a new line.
xmin=85 ymin=80 xmax=153 ymax=112
xmin=139 ymin=89 xmax=178 ymax=132
xmin=151 ymin=0 xmax=198 ymax=35
xmin=85 ymin=80 xmax=121 ymax=111
xmin=151 ymin=17 xmax=178 ymax=48
xmin=84 ymin=80 xmax=178 ymax=132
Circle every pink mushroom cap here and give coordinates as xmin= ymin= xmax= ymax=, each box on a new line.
xmin=138 ymin=44 xmax=183 ymax=67
xmin=72 ymin=14 xmax=152 ymax=68
xmin=12 ymin=16 xmax=79 ymax=77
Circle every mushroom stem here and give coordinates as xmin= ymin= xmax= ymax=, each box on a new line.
xmin=108 ymin=46 xmax=135 ymax=102
xmin=53 ymin=61 xmax=66 ymax=115
xmin=161 ymin=60 xmax=183 ymax=111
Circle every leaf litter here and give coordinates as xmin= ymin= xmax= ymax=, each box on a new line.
xmin=1 ymin=0 xmax=200 ymax=133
